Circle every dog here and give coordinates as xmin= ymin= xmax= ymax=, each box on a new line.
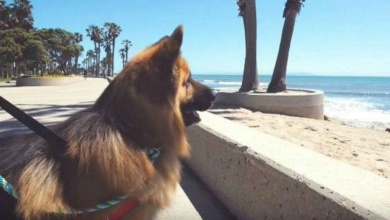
xmin=0 ymin=25 xmax=215 ymax=220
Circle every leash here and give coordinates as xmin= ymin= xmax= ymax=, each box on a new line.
xmin=0 ymin=96 xmax=67 ymax=151
xmin=0 ymin=95 xmax=160 ymax=218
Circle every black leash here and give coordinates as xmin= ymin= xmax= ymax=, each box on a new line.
xmin=0 ymin=96 xmax=67 ymax=150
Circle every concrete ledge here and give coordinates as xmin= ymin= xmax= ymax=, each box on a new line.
xmin=186 ymin=112 xmax=390 ymax=220
xmin=215 ymin=89 xmax=324 ymax=119
xmin=16 ymin=76 xmax=83 ymax=86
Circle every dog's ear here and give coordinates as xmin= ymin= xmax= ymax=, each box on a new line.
xmin=168 ymin=25 xmax=183 ymax=53
xmin=152 ymin=25 xmax=183 ymax=76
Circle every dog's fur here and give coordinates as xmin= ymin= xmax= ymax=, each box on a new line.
xmin=0 ymin=26 xmax=215 ymax=220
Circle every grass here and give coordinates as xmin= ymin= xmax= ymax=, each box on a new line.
xmin=0 ymin=78 xmax=11 ymax=83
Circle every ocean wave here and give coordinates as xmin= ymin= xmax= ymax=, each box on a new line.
xmin=326 ymin=91 xmax=390 ymax=97
xmin=324 ymin=98 xmax=390 ymax=130
xmin=218 ymin=82 xmax=242 ymax=85
xmin=201 ymin=80 xmax=217 ymax=83
xmin=200 ymin=80 xmax=268 ymax=87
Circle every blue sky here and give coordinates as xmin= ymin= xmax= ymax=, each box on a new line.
xmin=18 ymin=0 xmax=390 ymax=76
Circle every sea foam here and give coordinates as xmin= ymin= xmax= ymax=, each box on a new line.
xmin=325 ymin=98 xmax=390 ymax=130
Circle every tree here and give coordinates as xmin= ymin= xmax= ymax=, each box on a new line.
xmin=237 ymin=0 xmax=259 ymax=92
xmin=122 ymin=39 xmax=132 ymax=63
xmin=24 ymin=39 xmax=49 ymax=75
xmin=0 ymin=0 xmax=10 ymax=30
xmin=0 ymin=28 xmax=33 ymax=75
xmin=0 ymin=37 xmax=23 ymax=77
xmin=81 ymin=59 xmax=87 ymax=71
xmin=85 ymin=49 xmax=95 ymax=74
xmin=73 ymin=32 xmax=83 ymax=73
xmin=103 ymin=22 xmax=121 ymax=76
xmin=102 ymin=29 xmax=112 ymax=76
xmin=9 ymin=0 xmax=34 ymax=30
xmin=35 ymin=28 xmax=81 ymax=74
xmin=119 ymin=48 xmax=125 ymax=67
xmin=267 ymin=0 xmax=305 ymax=93
xmin=100 ymin=56 xmax=109 ymax=76
xmin=86 ymin=25 xmax=103 ymax=77
xmin=0 ymin=27 xmax=30 ymax=45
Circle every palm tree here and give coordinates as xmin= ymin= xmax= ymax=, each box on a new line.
xmin=100 ymin=56 xmax=109 ymax=76
xmin=86 ymin=49 xmax=95 ymax=74
xmin=119 ymin=48 xmax=125 ymax=67
xmin=73 ymin=32 xmax=83 ymax=73
xmin=267 ymin=0 xmax=305 ymax=93
xmin=237 ymin=0 xmax=258 ymax=92
xmin=0 ymin=0 xmax=10 ymax=30
xmin=104 ymin=22 xmax=121 ymax=76
xmin=86 ymin=25 xmax=103 ymax=77
xmin=81 ymin=59 xmax=87 ymax=71
xmin=102 ymin=30 xmax=112 ymax=76
xmin=122 ymin=39 xmax=132 ymax=62
xmin=9 ymin=0 xmax=34 ymax=30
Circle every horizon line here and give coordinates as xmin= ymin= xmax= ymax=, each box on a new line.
xmin=191 ymin=73 xmax=390 ymax=77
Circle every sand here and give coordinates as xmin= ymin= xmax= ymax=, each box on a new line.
xmin=208 ymin=104 xmax=390 ymax=179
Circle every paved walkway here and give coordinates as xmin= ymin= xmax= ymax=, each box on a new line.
xmin=0 ymin=78 xmax=218 ymax=220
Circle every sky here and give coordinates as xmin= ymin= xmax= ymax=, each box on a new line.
xmin=11 ymin=0 xmax=390 ymax=76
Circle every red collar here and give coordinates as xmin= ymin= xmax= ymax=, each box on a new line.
xmin=108 ymin=199 xmax=137 ymax=220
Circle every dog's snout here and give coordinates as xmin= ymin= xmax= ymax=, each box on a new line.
xmin=201 ymin=85 xmax=216 ymax=102
xmin=197 ymin=87 xmax=216 ymax=111
xmin=210 ymin=89 xmax=217 ymax=100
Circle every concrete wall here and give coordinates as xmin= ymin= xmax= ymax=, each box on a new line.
xmin=16 ymin=76 xmax=83 ymax=86
xmin=186 ymin=112 xmax=390 ymax=220
xmin=215 ymin=89 xmax=324 ymax=120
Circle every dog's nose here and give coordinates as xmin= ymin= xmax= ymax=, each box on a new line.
xmin=205 ymin=88 xmax=217 ymax=102
xmin=211 ymin=89 xmax=217 ymax=99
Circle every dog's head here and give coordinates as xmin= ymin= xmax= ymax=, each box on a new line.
xmin=167 ymin=27 xmax=216 ymax=126
xmin=111 ymin=25 xmax=215 ymax=127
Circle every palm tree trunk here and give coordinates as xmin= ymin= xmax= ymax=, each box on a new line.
xmin=239 ymin=0 xmax=258 ymax=92
xmin=267 ymin=9 xmax=298 ymax=93
xmin=97 ymin=43 xmax=101 ymax=77
xmin=111 ymin=38 xmax=115 ymax=76
xmin=92 ymin=41 xmax=98 ymax=77
xmin=75 ymin=53 xmax=79 ymax=73
xmin=125 ymin=49 xmax=128 ymax=62
xmin=106 ymin=50 xmax=111 ymax=77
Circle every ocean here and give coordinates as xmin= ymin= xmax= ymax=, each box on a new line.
xmin=193 ymin=74 xmax=390 ymax=130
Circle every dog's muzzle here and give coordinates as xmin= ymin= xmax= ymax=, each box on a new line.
xmin=181 ymin=86 xmax=216 ymax=126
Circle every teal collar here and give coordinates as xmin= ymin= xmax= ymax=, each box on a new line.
xmin=0 ymin=147 xmax=160 ymax=214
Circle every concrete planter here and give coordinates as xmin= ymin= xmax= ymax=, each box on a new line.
xmin=215 ymin=89 xmax=324 ymax=120
xmin=16 ymin=76 xmax=83 ymax=87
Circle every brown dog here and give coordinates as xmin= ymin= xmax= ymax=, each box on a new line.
xmin=0 ymin=25 xmax=215 ymax=220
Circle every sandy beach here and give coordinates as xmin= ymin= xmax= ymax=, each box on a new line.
xmin=209 ymin=104 xmax=390 ymax=179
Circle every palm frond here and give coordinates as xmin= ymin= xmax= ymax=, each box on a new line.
xmin=283 ymin=0 xmax=305 ymax=18
xmin=237 ymin=0 xmax=246 ymax=17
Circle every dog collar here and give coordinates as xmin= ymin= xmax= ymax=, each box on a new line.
xmin=0 ymin=147 xmax=160 ymax=216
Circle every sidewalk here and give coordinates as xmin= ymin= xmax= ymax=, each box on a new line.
xmin=0 ymin=78 xmax=204 ymax=220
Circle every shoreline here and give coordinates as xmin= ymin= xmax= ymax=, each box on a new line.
xmin=212 ymin=86 xmax=390 ymax=132
xmin=208 ymin=104 xmax=390 ymax=179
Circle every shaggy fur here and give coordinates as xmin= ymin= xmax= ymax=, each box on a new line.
xmin=0 ymin=25 xmax=215 ymax=220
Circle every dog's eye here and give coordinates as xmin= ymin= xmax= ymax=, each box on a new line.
xmin=184 ymin=78 xmax=191 ymax=87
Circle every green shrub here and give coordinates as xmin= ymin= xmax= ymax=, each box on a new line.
xmin=48 ymin=69 xmax=63 ymax=76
